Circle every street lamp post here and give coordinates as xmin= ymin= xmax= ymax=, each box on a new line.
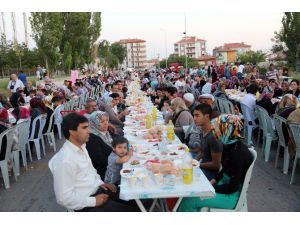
xmin=184 ymin=13 xmax=188 ymax=74
xmin=160 ymin=28 xmax=168 ymax=69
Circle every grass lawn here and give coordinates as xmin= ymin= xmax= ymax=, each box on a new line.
xmin=0 ymin=75 xmax=69 ymax=96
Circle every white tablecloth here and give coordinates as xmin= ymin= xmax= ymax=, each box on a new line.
xmin=120 ymin=100 xmax=215 ymax=203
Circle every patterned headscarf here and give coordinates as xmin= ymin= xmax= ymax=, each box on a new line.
xmin=88 ymin=111 xmax=112 ymax=147
xmin=211 ymin=114 xmax=244 ymax=145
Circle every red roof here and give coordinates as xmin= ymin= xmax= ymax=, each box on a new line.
xmin=214 ymin=42 xmax=251 ymax=52
xmin=224 ymin=42 xmax=251 ymax=48
xmin=175 ymin=36 xmax=206 ymax=44
xmin=118 ymin=38 xmax=146 ymax=44
xmin=196 ymin=55 xmax=216 ymax=61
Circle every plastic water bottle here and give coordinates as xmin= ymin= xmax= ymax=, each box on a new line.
xmin=182 ymin=148 xmax=193 ymax=184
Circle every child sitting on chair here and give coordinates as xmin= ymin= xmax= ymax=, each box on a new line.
xmin=105 ymin=136 xmax=133 ymax=185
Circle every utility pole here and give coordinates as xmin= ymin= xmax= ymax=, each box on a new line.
xmin=183 ymin=13 xmax=188 ymax=74
xmin=23 ymin=12 xmax=28 ymax=46
xmin=1 ymin=12 xmax=7 ymax=45
xmin=11 ymin=12 xmax=18 ymax=47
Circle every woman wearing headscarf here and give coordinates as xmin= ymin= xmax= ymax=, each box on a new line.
xmin=178 ymin=114 xmax=253 ymax=212
xmin=86 ymin=111 xmax=114 ymax=180
xmin=42 ymin=95 xmax=54 ymax=134
xmin=98 ymin=93 xmax=124 ymax=136
xmin=164 ymin=97 xmax=194 ymax=142
xmin=213 ymin=79 xmax=228 ymax=99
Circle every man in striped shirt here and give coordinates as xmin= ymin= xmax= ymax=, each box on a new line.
xmin=266 ymin=63 xmax=279 ymax=81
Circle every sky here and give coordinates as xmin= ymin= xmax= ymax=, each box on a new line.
xmin=1 ymin=12 xmax=283 ymax=60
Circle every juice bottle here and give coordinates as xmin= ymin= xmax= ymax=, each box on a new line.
xmin=182 ymin=148 xmax=193 ymax=184
xmin=167 ymin=120 xmax=175 ymax=141
xmin=146 ymin=114 xmax=152 ymax=129
xmin=152 ymin=107 xmax=157 ymax=121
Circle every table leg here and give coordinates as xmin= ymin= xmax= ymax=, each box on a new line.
xmin=172 ymin=197 xmax=183 ymax=212
xmin=149 ymin=199 xmax=159 ymax=212
xmin=135 ymin=199 xmax=147 ymax=212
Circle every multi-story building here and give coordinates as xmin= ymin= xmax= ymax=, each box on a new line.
xmin=174 ymin=36 xmax=206 ymax=58
xmin=118 ymin=38 xmax=147 ymax=69
xmin=213 ymin=42 xmax=251 ymax=64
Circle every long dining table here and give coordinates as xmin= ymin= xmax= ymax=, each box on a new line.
xmin=119 ymin=89 xmax=215 ymax=212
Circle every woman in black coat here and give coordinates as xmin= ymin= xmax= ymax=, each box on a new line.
xmin=86 ymin=111 xmax=116 ymax=180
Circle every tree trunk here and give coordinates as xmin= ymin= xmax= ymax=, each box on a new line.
xmin=296 ymin=44 xmax=300 ymax=73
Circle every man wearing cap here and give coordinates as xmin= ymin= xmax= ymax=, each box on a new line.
xmin=199 ymin=94 xmax=220 ymax=119
xmin=183 ymin=93 xmax=198 ymax=116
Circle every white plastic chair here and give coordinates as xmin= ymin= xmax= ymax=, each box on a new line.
xmin=287 ymin=122 xmax=300 ymax=184
xmin=0 ymin=127 xmax=17 ymax=189
xmin=254 ymin=106 xmax=265 ymax=147
xmin=28 ymin=114 xmax=47 ymax=160
xmin=222 ymin=99 xmax=235 ymax=114
xmin=53 ymin=104 xmax=64 ymax=139
xmin=201 ymin=147 xmax=257 ymax=212
xmin=256 ymin=107 xmax=278 ymax=162
xmin=240 ymin=103 xmax=257 ymax=146
xmin=43 ymin=113 xmax=57 ymax=152
xmin=12 ymin=119 xmax=32 ymax=176
xmin=273 ymin=115 xmax=289 ymax=174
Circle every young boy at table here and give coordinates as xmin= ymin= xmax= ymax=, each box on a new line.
xmin=193 ymin=103 xmax=223 ymax=180
xmin=105 ymin=136 xmax=133 ymax=185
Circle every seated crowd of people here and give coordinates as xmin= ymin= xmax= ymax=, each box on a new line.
xmin=2 ymin=63 xmax=299 ymax=212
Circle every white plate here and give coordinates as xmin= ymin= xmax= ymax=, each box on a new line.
xmin=120 ymin=168 xmax=136 ymax=178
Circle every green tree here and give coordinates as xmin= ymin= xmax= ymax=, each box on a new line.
xmin=90 ymin=12 xmax=102 ymax=61
xmin=237 ymin=50 xmax=266 ymax=64
xmin=30 ymin=12 xmax=64 ymax=72
xmin=110 ymin=43 xmax=126 ymax=64
xmin=160 ymin=55 xmax=199 ymax=68
xmin=61 ymin=12 xmax=92 ymax=68
xmin=272 ymin=12 xmax=300 ymax=69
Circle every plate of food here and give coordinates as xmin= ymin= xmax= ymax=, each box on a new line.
xmin=120 ymin=168 xmax=135 ymax=178
xmin=129 ymin=159 xmax=146 ymax=167
xmin=166 ymin=144 xmax=188 ymax=151
xmin=136 ymin=150 xmax=159 ymax=160
xmin=167 ymin=150 xmax=185 ymax=159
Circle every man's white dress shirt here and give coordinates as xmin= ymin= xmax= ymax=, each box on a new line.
xmin=49 ymin=140 xmax=103 ymax=210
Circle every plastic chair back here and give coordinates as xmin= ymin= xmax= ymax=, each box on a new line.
xmin=240 ymin=103 xmax=256 ymax=126
xmin=257 ymin=106 xmax=276 ymax=139
xmin=234 ymin=147 xmax=257 ymax=211
xmin=223 ymin=99 xmax=235 ymax=114
xmin=45 ymin=113 xmax=54 ymax=134
xmin=273 ymin=114 xmax=287 ymax=146
xmin=16 ymin=119 xmax=30 ymax=150
xmin=28 ymin=115 xmax=44 ymax=140
xmin=255 ymin=105 xmax=264 ymax=130
xmin=287 ymin=122 xmax=300 ymax=155
xmin=0 ymin=127 xmax=16 ymax=162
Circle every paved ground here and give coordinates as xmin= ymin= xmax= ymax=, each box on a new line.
xmin=0 ymin=134 xmax=299 ymax=212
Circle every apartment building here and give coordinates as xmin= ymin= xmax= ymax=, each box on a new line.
xmin=174 ymin=36 xmax=206 ymax=58
xmin=118 ymin=38 xmax=147 ymax=69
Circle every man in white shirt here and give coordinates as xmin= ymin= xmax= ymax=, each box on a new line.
xmin=175 ymin=76 xmax=185 ymax=90
xmin=237 ymin=63 xmax=245 ymax=80
xmin=49 ymin=113 xmax=137 ymax=212
xmin=240 ymin=83 xmax=258 ymax=122
xmin=7 ymin=73 xmax=25 ymax=94
xmin=201 ymin=78 xmax=212 ymax=94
